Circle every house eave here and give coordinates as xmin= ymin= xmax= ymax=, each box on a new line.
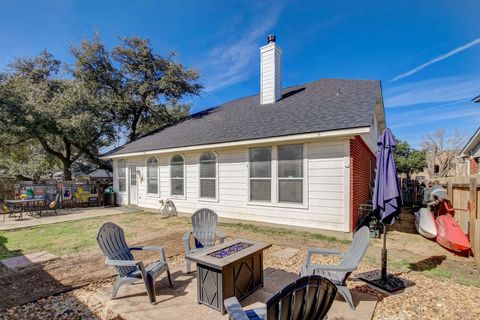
xmin=460 ymin=127 xmax=480 ymax=157
xmin=103 ymin=126 xmax=370 ymax=159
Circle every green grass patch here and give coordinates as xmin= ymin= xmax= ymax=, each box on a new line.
xmin=424 ymin=267 xmax=453 ymax=280
xmin=365 ymin=254 xmax=378 ymax=265
xmin=0 ymin=211 xmax=145 ymax=260
xmin=222 ymin=222 xmax=351 ymax=245
xmin=390 ymin=258 xmax=412 ymax=271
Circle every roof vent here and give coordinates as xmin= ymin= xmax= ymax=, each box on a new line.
xmin=336 ymin=88 xmax=341 ymax=96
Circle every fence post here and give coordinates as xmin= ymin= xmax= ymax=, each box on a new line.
xmin=447 ymin=181 xmax=453 ymax=201
xmin=470 ymin=177 xmax=477 ymax=233
xmin=469 ymin=177 xmax=478 ymax=265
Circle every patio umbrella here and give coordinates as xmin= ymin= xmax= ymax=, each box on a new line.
xmin=372 ymin=128 xmax=403 ymax=282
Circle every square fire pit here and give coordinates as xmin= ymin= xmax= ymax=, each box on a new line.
xmin=185 ymin=239 xmax=271 ymax=314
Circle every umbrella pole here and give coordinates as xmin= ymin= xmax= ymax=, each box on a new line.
xmin=381 ymin=223 xmax=387 ymax=279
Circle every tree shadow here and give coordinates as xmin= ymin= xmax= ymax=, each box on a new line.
xmin=0 ymin=234 xmax=23 ymax=259
xmin=387 ymin=208 xmax=418 ymax=235
xmin=0 ymin=233 xmax=99 ymax=318
xmin=408 ymin=255 xmax=446 ymax=271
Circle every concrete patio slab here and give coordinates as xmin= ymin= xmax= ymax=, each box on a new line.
xmin=270 ymin=247 xmax=299 ymax=259
xmin=95 ymin=265 xmax=378 ymax=320
xmin=1 ymin=251 xmax=58 ymax=269
xmin=0 ymin=207 xmax=139 ymax=231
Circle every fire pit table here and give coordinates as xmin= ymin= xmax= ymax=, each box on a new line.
xmin=185 ymin=239 xmax=271 ymax=314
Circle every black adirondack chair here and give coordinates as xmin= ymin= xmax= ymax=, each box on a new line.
xmin=224 ymin=275 xmax=337 ymax=320
xmin=96 ymin=222 xmax=173 ymax=304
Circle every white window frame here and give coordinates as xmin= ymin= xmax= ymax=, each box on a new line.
xmin=277 ymin=143 xmax=306 ymax=205
xmin=170 ymin=154 xmax=186 ymax=198
xmin=146 ymin=157 xmax=159 ymax=196
xmin=117 ymin=159 xmax=127 ymax=193
xmin=248 ymin=146 xmax=273 ymax=203
xmin=247 ymin=143 xmax=308 ymax=209
xmin=198 ymin=151 xmax=219 ymax=202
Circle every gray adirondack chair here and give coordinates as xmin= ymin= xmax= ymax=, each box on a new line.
xmin=96 ymin=222 xmax=173 ymax=304
xmin=224 ymin=275 xmax=337 ymax=320
xmin=183 ymin=208 xmax=226 ymax=273
xmin=299 ymin=226 xmax=370 ymax=310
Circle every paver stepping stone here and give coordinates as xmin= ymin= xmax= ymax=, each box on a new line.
xmin=1 ymin=251 xmax=58 ymax=269
xmin=271 ymin=247 xmax=299 ymax=259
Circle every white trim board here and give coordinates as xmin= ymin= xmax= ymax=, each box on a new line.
xmin=104 ymin=127 xmax=370 ymax=159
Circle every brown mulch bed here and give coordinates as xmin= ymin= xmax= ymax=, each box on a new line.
xmin=1 ymin=209 xmax=480 ymax=319
xmin=0 ymin=232 xmax=186 ymax=310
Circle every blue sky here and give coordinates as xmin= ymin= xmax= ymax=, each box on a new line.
xmin=1 ymin=0 xmax=479 ymax=148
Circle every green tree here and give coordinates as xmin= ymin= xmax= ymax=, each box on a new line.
xmin=0 ymin=51 xmax=114 ymax=180
xmin=0 ymin=35 xmax=201 ymax=180
xmin=0 ymin=140 xmax=59 ymax=179
xmin=394 ymin=139 xmax=426 ymax=178
xmin=70 ymin=35 xmax=202 ymax=142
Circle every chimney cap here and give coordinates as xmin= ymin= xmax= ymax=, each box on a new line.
xmin=267 ymin=34 xmax=276 ymax=44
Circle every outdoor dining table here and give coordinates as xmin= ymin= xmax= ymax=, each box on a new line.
xmin=185 ymin=238 xmax=271 ymax=314
xmin=4 ymin=199 xmax=47 ymax=220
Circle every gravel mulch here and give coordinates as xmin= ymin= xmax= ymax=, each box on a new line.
xmin=1 ymin=246 xmax=479 ymax=320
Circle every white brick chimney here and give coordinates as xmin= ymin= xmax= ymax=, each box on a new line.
xmin=260 ymin=35 xmax=282 ymax=104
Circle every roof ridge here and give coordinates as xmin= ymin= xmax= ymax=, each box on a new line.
xmin=108 ymin=78 xmax=381 ymax=156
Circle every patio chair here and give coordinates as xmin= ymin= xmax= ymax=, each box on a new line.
xmin=96 ymin=222 xmax=173 ymax=304
xmin=224 ymin=275 xmax=337 ymax=320
xmin=182 ymin=208 xmax=226 ymax=273
xmin=299 ymin=226 xmax=370 ymax=310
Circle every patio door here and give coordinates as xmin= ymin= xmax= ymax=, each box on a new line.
xmin=129 ymin=165 xmax=138 ymax=205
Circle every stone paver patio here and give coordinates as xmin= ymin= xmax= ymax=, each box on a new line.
xmin=95 ymin=264 xmax=378 ymax=320
xmin=0 ymin=207 xmax=138 ymax=231
xmin=1 ymin=251 xmax=58 ymax=269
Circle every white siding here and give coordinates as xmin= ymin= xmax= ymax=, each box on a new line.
xmin=113 ymin=138 xmax=350 ymax=232
xmin=260 ymin=42 xmax=282 ymax=104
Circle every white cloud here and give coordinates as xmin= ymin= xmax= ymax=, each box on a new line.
xmin=391 ymin=38 xmax=480 ymax=82
xmin=384 ymin=76 xmax=480 ymax=108
xmin=200 ymin=4 xmax=284 ymax=92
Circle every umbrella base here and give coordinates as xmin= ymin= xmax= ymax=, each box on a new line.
xmin=357 ymin=270 xmax=406 ymax=293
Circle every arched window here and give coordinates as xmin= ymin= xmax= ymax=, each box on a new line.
xmin=117 ymin=159 xmax=127 ymax=192
xmin=170 ymin=155 xmax=184 ymax=196
xmin=147 ymin=157 xmax=159 ymax=194
xmin=200 ymin=152 xmax=217 ymax=198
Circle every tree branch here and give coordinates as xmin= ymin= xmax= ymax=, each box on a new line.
xmin=37 ymin=137 xmax=67 ymax=162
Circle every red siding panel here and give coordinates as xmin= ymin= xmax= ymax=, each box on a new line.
xmin=350 ymin=136 xmax=376 ymax=232
xmin=470 ymin=157 xmax=479 ymax=175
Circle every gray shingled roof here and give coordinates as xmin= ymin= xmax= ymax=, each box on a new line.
xmin=110 ymin=78 xmax=381 ymax=156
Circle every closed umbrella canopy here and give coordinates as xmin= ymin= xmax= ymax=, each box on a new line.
xmin=373 ymin=128 xmax=402 ymax=224
xmin=358 ymin=128 xmax=407 ymax=293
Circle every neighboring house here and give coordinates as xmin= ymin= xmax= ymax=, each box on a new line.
xmin=104 ymin=35 xmax=386 ymax=233
xmin=461 ymin=127 xmax=480 ymax=176
xmin=76 ymin=169 xmax=114 ymax=183
xmin=422 ymin=150 xmax=467 ymax=179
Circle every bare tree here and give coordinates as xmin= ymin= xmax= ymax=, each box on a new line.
xmin=421 ymin=129 xmax=468 ymax=178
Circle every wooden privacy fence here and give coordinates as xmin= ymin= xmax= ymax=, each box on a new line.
xmin=442 ymin=177 xmax=479 ymax=266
